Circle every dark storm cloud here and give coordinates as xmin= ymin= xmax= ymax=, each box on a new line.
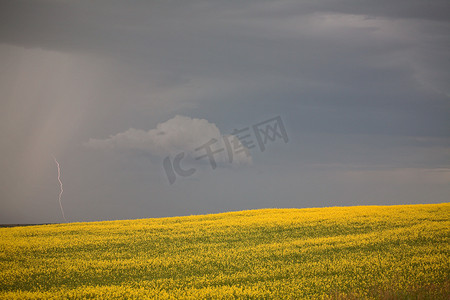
xmin=0 ymin=0 xmax=449 ymax=223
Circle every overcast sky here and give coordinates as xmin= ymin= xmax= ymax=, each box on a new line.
xmin=1 ymin=0 xmax=449 ymax=223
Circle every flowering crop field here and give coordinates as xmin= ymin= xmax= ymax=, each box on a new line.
xmin=1 ymin=203 xmax=449 ymax=299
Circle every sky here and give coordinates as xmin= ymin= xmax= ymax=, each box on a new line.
xmin=0 ymin=0 xmax=449 ymax=224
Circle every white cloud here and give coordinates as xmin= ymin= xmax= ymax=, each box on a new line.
xmin=85 ymin=115 xmax=252 ymax=166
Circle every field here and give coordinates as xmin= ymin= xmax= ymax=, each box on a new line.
xmin=0 ymin=203 xmax=449 ymax=299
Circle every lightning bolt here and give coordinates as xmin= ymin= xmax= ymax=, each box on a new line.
xmin=53 ymin=156 xmax=67 ymax=222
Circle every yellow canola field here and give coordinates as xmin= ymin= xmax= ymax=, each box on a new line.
xmin=1 ymin=203 xmax=449 ymax=299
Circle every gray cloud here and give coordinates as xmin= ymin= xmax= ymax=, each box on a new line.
xmin=0 ymin=0 xmax=449 ymax=223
